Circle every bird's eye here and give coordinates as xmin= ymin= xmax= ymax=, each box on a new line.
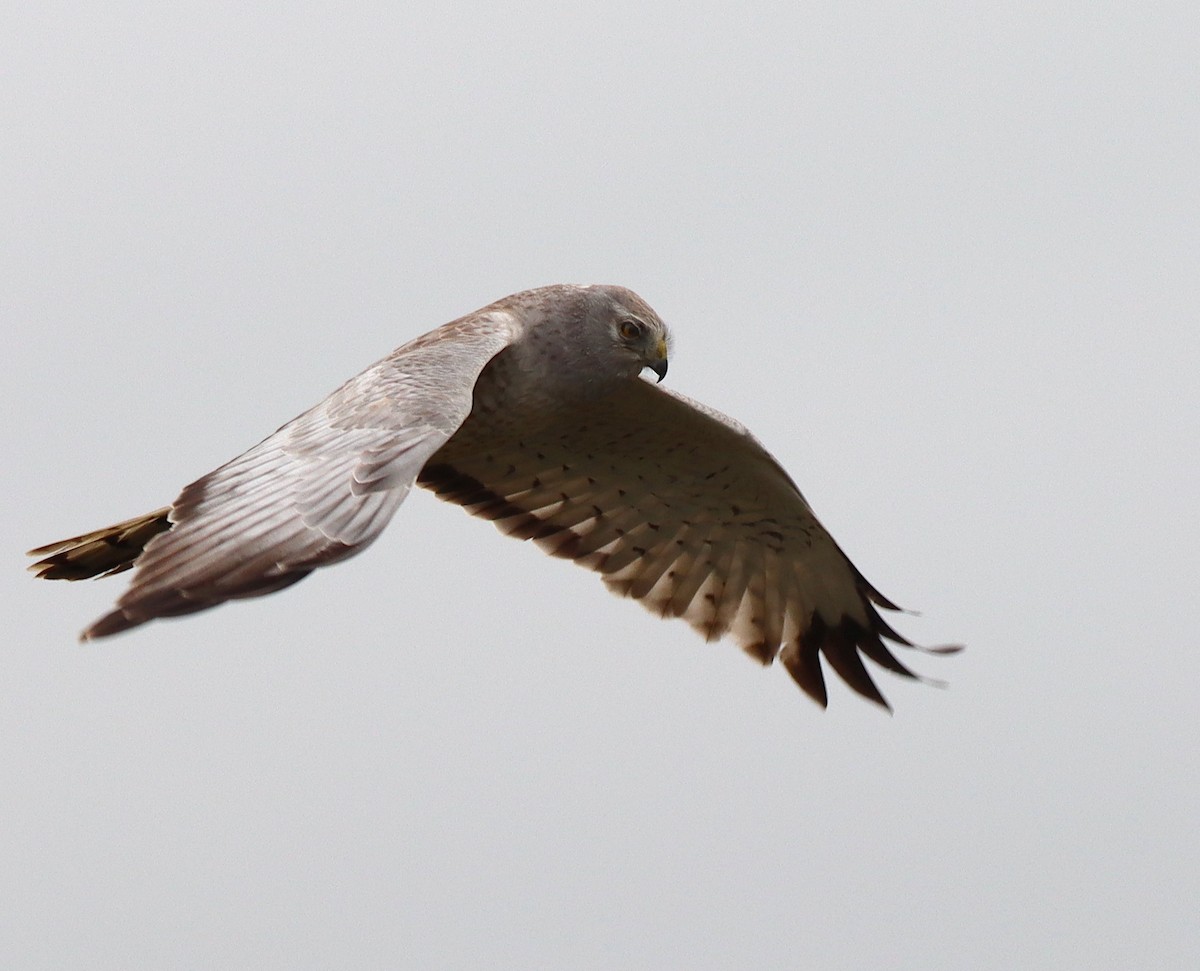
xmin=619 ymin=319 xmax=644 ymax=341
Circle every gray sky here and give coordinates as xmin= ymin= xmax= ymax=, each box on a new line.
xmin=4 ymin=3 xmax=1197 ymax=968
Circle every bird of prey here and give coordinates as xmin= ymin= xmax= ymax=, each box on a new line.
xmin=28 ymin=284 xmax=957 ymax=708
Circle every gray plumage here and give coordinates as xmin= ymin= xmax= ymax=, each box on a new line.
xmin=28 ymin=284 xmax=958 ymax=708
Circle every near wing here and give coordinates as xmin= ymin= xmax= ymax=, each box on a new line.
xmin=420 ymin=377 xmax=956 ymax=708
xmin=76 ymin=315 xmax=517 ymax=639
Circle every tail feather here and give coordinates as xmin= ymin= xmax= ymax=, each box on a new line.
xmin=27 ymin=508 xmax=173 ymax=581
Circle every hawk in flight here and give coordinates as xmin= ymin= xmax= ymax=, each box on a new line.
xmin=29 ymin=285 xmax=957 ymax=708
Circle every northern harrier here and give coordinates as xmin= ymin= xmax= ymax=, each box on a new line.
xmin=28 ymin=284 xmax=957 ymax=708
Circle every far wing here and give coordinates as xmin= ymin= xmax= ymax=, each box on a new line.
xmin=81 ymin=313 xmax=517 ymax=639
xmin=420 ymin=377 xmax=956 ymax=708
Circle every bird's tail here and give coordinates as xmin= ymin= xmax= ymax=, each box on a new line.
xmin=27 ymin=508 xmax=172 ymax=581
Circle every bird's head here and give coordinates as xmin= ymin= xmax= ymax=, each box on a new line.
xmin=597 ymin=286 xmax=671 ymax=383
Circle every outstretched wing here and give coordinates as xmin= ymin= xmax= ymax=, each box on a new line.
xmin=421 ymin=377 xmax=956 ymax=708
xmin=75 ymin=313 xmax=518 ymax=639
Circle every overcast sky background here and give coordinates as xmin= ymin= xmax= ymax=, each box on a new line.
xmin=3 ymin=3 xmax=1197 ymax=969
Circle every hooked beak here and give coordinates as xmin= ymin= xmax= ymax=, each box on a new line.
xmin=648 ymin=339 xmax=669 ymax=382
